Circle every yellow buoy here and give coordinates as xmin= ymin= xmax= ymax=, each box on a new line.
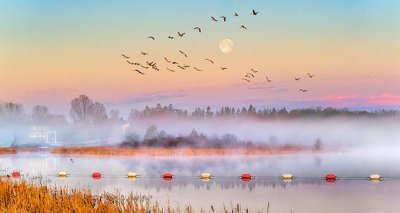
xmin=369 ymin=174 xmax=381 ymax=181
xmin=281 ymin=174 xmax=294 ymax=180
xmin=201 ymin=173 xmax=211 ymax=179
xmin=127 ymin=172 xmax=137 ymax=178
xmin=57 ymin=172 xmax=68 ymax=177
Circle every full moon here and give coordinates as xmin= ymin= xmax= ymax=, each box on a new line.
xmin=219 ymin=38 xmax=233 ymax=53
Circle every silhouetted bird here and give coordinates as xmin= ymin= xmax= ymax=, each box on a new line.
xmin=234 ymin=12 xmax=239 ymax=17
xmin=194 ymin=67 xmax=203 ymax=72
xmin=140 ymin=64 xmax=149 ymax=69
xmin=146 ymin=61 xmax=154 ymax=66
xmin=205 ymin=58 xmax=214 ymax=64
xmin=299 ymin=89 xmax=308 ymax=92
xmin=220 ymin=16 xmax=227 ymax=22
xmin=240 ymin=25 xmax=247 ymax=30
xmin=177 ymin=32 xmax=186 ymax=37
xmin=211 ymin=16 xmax=218 ymax=22
xmin=295 ymin=77 xmax=301 ymax=81
xmin=172 ymin=61 xmax=179 ymax=65
xmin=179 ymin=50 xmax=188 ymax=57
xmin=221 ymin=67 xmax=228 ymax=70
xmin=246 ymin=73 xmax=255 ymax=78
xmin=251 ymin=68 xmax=258 ymax=73
xmin=266 ymin=76 xmax=272 ymax=82
xmin=141 ymin=52 xmax=148 ymax=55
xmin=177 ymin=65 xmax=186 ymax=70
xmin=122 ymin=54 xmax=130 ymax=59
xmin=147 ymin=36 xmax=155 ymax=40
xmin=164 ymin=57 xmax=172 ymax=63
xmin=168 ymin=36 xmax=174 ymax=39
xmin=194 ymin=27 xmax=202 ymax=33
xmin=183 ymin=64 xmax=190 ymax=68
xmin=166 ymin=68 xmax=175 ymax=72
xmin=127 ymin=60 xmax=133 ymax=65
xmin=242 ymin=78 xmax=251 ymax=82
xmin=308 ymin=73 xmax=316 ymax=78
xmin=251 ymin=9 xmax=258 ymax=15
xmin=133 ymin=69 xmax=145 ymax=75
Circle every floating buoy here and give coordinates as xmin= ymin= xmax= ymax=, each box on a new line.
xmin=57 ymin=172 xmax=68 ymax=177
xmin=369 ymin=174 xmax=381 ymax=181
xmin=127 ymin=172 xmax=137 ymax=178
xmin=163 ymin=172 xmax=173 ymax=181
xmin=200 ymin=173 xmax=211 ymax=179
xmin=11 ymin=171 xmax=20 ymax=178
xmin=92 ymin=172 xmax=102 ymax=180
xmin=325 ymin=173 xmax=337 ymax=182
xmin=241 ymin=173 xmax=252 ymax=181
xmin=281 ymin=174 xmax=294 ymax=180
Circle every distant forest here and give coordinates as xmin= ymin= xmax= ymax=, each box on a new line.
xmin=0 ymin=94 xmax=398 ymax=126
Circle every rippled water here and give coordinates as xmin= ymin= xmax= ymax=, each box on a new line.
xmin=1 ymin=148 xmax=400 ymax=213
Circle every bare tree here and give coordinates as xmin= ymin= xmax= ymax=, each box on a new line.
xmin=69 ymin=95 xmax=94 ymax=126
xmin=92 ymin=102 xmax=108 ymax=124
xmin=32 ymin=105 xmax=49 ymax=124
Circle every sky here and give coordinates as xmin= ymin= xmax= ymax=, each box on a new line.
xmin=1 ymin=0 xmax=400 ymax=114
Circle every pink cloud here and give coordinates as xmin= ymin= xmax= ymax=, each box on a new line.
xmin=320 ymin=93 xmax=400 ymax=107
xmin=367 ymin=93 xmax=400 ymax=106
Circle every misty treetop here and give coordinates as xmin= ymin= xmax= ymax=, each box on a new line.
xmin=0 ymin=94 xmax=399 ymax=126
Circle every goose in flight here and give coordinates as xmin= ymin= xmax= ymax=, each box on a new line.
xmin=194 ymin=67 xmax=203 ymax=72
xmin=251 ymin=9 xmax=258 ymax=16
xmin=177 ymin=32 xmax=186 ymax=37
xmin=205 ymin=58 xmax=214 ymax=64
xmin=168 ymin=36 xmax=174 ymax=39
xmin=211 ymin=16 xmax=218 ymax=22
xmin=166 ymin=68 xmax=175 ymax=72
xmin=251 ymin=68 xmax=258 ymax=73
xmin=242 ymin=78 xmax=251 ymax=82
xmin=147 ymin=36 xmax=155 ymax=40
xmin=308 ymin=73 xmax=316 ymax=78
xmin=179 ymin=50 xmax=188 ymax=57
xmin=141 ymin=52 xmax=148 ymax=56
xmin=140 ymin=64 xmax=149 ymax=69
xmin=240 ymin=25 xmax=247 ymax=30
xmin=193 ymin=27 xmax=202 ymax=33
xmin=234 ymin=12 xmax=239 ymax=17
xmin=266 ymin=76 xmax=272 ymax=82
xmin=122 ymin=54 xmax=130 ymax=59
xmin=164 ymin=57 xmax=172 ymax=63
xmin=299 ymin=89 xmax=309 ymax=92
xmin=220 ymin=16 xmax=227 ymax=22
xmin=295 ymin=77 xmax=301 ymax=81
xmin=133 ymin=69 xmax=145 ymax=75
xmin=221 ymin=67 xmax=228 ymax=70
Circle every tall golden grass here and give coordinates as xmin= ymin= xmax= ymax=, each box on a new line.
xmin=51 ymin=146 xmax=306 ymax=156
xmin=0 ymin=178 xmax=173 ymax=212
xmin=0 ymin=147 xmax=17 ymax=154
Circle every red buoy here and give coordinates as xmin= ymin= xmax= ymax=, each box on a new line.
xmin=325 ymin=173 xmax=337 ymax=182
xmin=92 ymin=172 xmax=102 ymax=180
xmin=163 ymin=172 xmax=173 ymax=181
xmin=241 ymin=173 xmax=252 ymax=181
xmin=11 ymin=171 xmax=20 ymax=178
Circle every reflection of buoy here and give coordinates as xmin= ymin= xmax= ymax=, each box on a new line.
xmin=369 ymin=174 xmax=381 ymax=182
xmin=241 ymin=173 xmax=252 ymax=181
xmin=201 ymin=173 xmax=211 ymax=179
xmin=325 ymin=173 xmax=337 ymax=182
xmin=127 ymin=176 xmax=137 ymax=181
xmin=281 ymin=174 xmax=294 ymax=180
xmin=11 ymin=171 xmax=20 ymax=178
xmin=92 ymin=172 xmax=102 ymax=180
xmin=127 ymin=172 xmax=137 ymax=178
xmin=163 ymin=172 xmax=173 ymax=181
xmin=282 ymin=178 xmax=293 ymax=183
xmin=57 ymin=172 xmax=68 ymax=177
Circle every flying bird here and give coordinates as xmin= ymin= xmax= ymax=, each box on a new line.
xmin=141 ymin=52 xmax=148 ymax=55
xmin=127 ymin=60 xmax=133 ymax=65
xmin=242 ymin=78 xmax=251 ymax=82
xmin=172 ymin=61 xmax=179 ymax=65
xmin=240 ymin=25 xmax=247 ymax=30
xmin=168 ymin=36 xmax=174 ymax=39
xmin=183 ymin=64 xmax=190 ymax=68
xmin=133 ymin=69 xmax=145 ymax=75
xmin=221 ymin=67 xmax=228 ymax=70
xmin=194 ymin=67 xmax=203 ymax=72
xmin=220 ymin=16 xmax=227 ymax=22
xmin=308 ymin=73 xmax=316 ymax=78
xmin=122 ymin=54 xmax=130 ymax=59
xmin=147 ymin=36 xmax=155 ymax=40
xmin=251 ymin=9 xmax=258 ymax=15
xmin=177 ymin=32 xmax=186 ymax=37
xmin=246 ymin=73 xmax=255 ymax=78
xmin=193 ymin=27 xmax=202 ymax=33
xmin=299 ymin=89 xmax=309 ymax=92
xmin=266 ymin=76 xmax=272 ymax=82
xmin=295 ymin=77 xmax=301 ymax=81
xmin=179 ymin=50 xmax=188 ymax=57
xmin=205 ymin=58 xmax=214 ymax=64
xmin=211 ymin=16 xmax=218 ymax=22
xmin=234 ymin=12 xmax=239 ymax=17
xmin=166 ymin=68 xmax=175 ymax=72
xmin=164 ymin=57 xmax=172 ymax=63
xmin=140 ymin=64 xmax=149 ymax=69
xmin=177 ymin=65 xmax=186 ymax=70
xmin=251 ymin=68 xmax=258 ymax=73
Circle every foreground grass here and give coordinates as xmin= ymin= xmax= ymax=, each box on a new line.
xmin=0 ymin=178 xmax=177 ymax=213
xmin=0 ymin=147 xmax=17 ymax=154
xmin=51 ymin=146 xmax=306 ymax=156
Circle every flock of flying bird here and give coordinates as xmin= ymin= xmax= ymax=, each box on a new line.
xmin=122 ymin=9 xmax=315 ymax=93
